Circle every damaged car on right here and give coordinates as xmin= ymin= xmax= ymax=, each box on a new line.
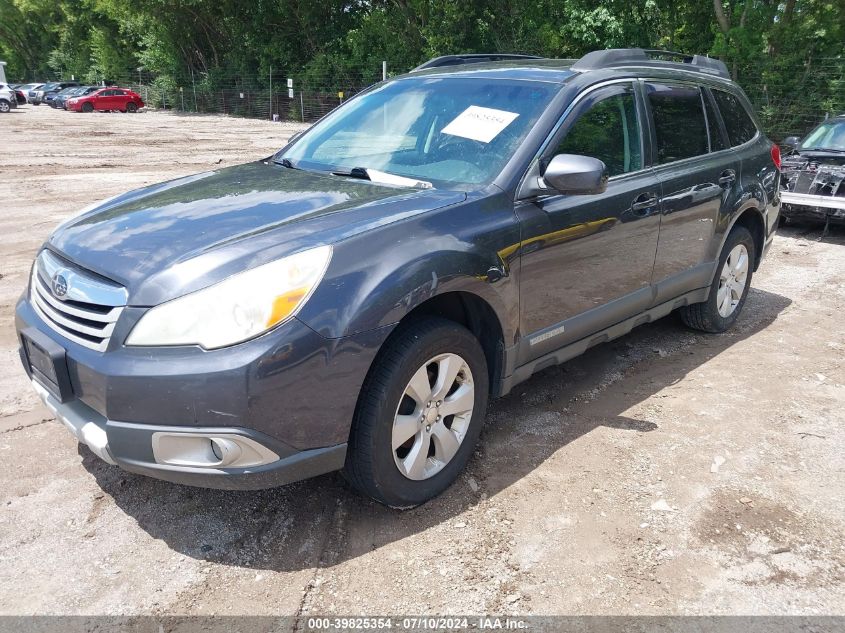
xmin=780 ymin=114 xmax=845 ymax=228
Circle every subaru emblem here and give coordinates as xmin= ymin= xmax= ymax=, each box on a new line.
xmin=52 ymin=272 xmax=68 ymax=298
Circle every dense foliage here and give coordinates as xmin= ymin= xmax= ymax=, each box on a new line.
xmin=1 ymin=0 xmax=843 ymax=136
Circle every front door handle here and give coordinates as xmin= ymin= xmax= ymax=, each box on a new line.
xmin=631 ymin=192 xmax=659 ymax=214
xmin=719 ymin=169 xmax=736 ymax=187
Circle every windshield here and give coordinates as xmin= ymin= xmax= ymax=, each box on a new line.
xmin=277 ymin=77 xmax=559 ymax=188
xmin=801 ymin=120 xmax=845 ymax=152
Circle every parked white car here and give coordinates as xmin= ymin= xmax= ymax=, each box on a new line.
xmin=0 ymin=83 xmax=18 ymax=113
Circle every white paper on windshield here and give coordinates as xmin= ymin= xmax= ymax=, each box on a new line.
xmin=366 ymin=169 xmax=433 ymax=189
xmin=441 ymin=106 xmax=520 ymax=143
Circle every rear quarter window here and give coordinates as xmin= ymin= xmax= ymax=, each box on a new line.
xmin=712 ymin=89 xmax=758 ymax=146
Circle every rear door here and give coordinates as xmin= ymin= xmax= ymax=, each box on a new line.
xmin=515 ymin=81 xmax=661 ymax=363
xmin=645 ymin=82 xmax=740 ymax=304
xmin=96 ymin=89 xmax=116 ymax=110
xmin=111 ymin=89 xmax=129 ymax=110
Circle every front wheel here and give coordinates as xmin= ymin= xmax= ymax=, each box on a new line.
xmin=126 ymin=102 xmax=138 ymax=113
xmin=0 ymin=100 xmax=10 ymax=113
xmin=680 ymin=225 xmax=755 ymax=333
xmin=81 ymin=102 xmax=94 ymax=113
xmin=344 ymin=317 xmax=489 ymax=508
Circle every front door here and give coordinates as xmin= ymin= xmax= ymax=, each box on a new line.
xmin=515 ymin=82 xmax=661 ymax=364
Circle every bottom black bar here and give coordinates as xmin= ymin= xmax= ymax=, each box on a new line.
xmin=0 ymin=616 xmax=842 ymax=633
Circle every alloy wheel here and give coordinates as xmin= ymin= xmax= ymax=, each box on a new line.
xmin=717 ymin=243 xmax=749 ymax=317
xmin=392 ymin=353 xmax=475 ymax=480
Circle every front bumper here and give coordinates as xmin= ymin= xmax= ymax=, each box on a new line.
xmin=16 ymin=294 xmax=389 ymax=489
xmin=30 ymin=377 xmax=346 ymax=489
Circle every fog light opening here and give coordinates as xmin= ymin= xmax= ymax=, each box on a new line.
xmin=151 ymin=431 xmax=279 ymax=469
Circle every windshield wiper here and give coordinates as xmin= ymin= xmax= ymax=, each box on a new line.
xmin=274 ymin=157 xmax=300 ymax=169
xmin=332 ymin=167 xmax=433 ymax=189
xmin=332 ymin=167 xmax=371 ymax=180
xmin=801 ymin=147 xmax=845 ymax=154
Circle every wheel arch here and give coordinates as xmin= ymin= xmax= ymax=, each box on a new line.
xmin=396 ymin=290 xmax=506 ymax=393
xmin=722 ymin=204 xmax=766 ymax=271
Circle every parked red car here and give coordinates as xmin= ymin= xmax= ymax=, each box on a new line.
xmin=67 ymin=88 xmax=144 ymax=113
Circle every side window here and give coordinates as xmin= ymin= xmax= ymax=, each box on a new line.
xmin=646 ymin=83 xmax=709 ymax=163
xmin=703 ymin=91 xmax=727 ymax=152
xmin=554 ymin=85 xmax=642 ymax=177
xmin=712 ymin=89 xmax=758 ymax=146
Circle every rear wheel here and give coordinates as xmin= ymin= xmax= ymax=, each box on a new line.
xmin=344 ymin=317 xmax=489 ymax=508
xmin=680 ymin=225 xmax=755 ymax=333
xmin=0 ymin=100 xmax=10 ymax=113
xmin=81 ymin=102 xmax=94 ymax=113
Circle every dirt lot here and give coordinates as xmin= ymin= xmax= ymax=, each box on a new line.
xmin=1 ymin=104 xmax=843 ymax=617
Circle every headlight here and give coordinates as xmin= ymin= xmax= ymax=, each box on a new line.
xmin=126 ymin=245 xmax=332 ymax=349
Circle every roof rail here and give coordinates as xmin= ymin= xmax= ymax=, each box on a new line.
xmin=571 ymin=48 xmax=730 ymax=79
xmin=412 ymin=54 xmax=544 ymax=72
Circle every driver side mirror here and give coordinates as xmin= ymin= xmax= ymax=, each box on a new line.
xmin=542 ymin=154 xmax=608 ymax=195
xmin=782 ymin=136 xmax=801 ymax=150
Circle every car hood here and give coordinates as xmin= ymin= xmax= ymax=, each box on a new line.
xmin=47 ymin=161 xmax=466 ymax=305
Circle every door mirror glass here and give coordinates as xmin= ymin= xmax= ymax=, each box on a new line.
xmin=782 ymin=136 xmax=801 ymax=150
xmin=542 ymin=154 xmax=608 ymax=195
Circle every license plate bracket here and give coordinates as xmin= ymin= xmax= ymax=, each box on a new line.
xmin=20 ymin=328 xmax=73 ymax=403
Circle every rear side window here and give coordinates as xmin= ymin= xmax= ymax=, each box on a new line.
xmin=712 ymin=90 xmax=758 ymax=146
xmin=646 ymin=83 xmax=709 ymax=163
xmin=554 ymin=84 xmax=642 ymax=177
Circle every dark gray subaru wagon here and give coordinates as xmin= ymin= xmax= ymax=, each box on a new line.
xmin=16 ymin=49 xmax=780 ymax=507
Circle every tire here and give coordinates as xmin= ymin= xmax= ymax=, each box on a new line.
xmin=680 ymin=225 xmax=755 ymax=333
xmin=126 ymin=102 xmax=138 ymax=113
xmin=82 ymin=102 xmax=94 ymax=113
xmin=0 ymin=100 xmax=10 ymax=114
xmin=344 ymin=317 xmax=489 ymax=508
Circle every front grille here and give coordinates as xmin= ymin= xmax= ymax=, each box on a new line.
xmin=30 ymin=250 xmax=127 ymax=352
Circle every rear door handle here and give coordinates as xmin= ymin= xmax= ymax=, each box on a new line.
xmin=719 ymin=169 xmax=736 ymax=187
xmin=631 ymin=193 xmax=659 ymax=214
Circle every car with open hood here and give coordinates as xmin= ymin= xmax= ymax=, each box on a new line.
xmin=780 ymin=115 xmax=845 ymax=228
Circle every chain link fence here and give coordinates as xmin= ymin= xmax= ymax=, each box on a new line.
xmin=111 ymin=65 xmax=387 ymax=124
xmin=739 ymin=57 xmax=845 ymax=141
xmin=43 ymin=57 xmax=845 ymax=140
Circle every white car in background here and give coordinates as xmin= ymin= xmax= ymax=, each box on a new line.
xmin=0 ymin=83 xmax=18 ymax=112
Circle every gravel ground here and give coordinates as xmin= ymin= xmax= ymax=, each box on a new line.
xmin=0 ymin=105 xmax=843 ymax=617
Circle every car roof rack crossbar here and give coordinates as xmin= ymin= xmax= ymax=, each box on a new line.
xmin=571 ymin=48 xmax=730 ymax=79
xmin=412 ymin=54 xmax=544 ymax=72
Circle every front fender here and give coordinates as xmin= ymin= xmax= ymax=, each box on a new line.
xmin=297 ymin=193 xmax=521 ymax=344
